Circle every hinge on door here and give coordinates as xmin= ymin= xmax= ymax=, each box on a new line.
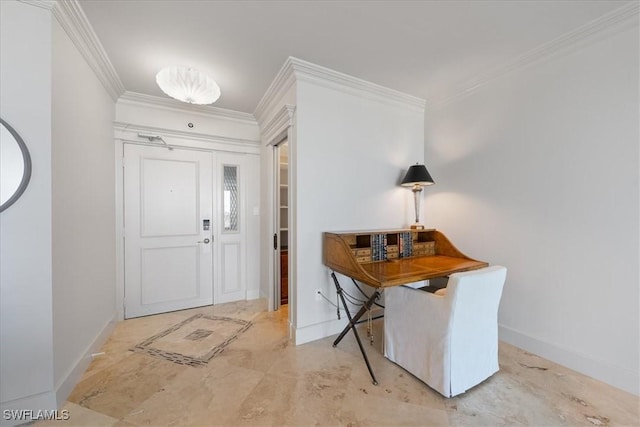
xmin=273 ymin=233 xmax=278 ymax=250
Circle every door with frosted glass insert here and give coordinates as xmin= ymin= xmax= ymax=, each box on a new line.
xmin=124 ymin=144 xmax=214 ymax=318
xmin=215 ymin=154 xmax=246 ymax=304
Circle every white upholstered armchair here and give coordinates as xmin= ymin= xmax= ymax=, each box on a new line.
xmin=384 ymin=265 xmax=507 ymax=398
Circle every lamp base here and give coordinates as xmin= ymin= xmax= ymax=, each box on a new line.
xmin=410 ymin=224 xmax=425 ymax=230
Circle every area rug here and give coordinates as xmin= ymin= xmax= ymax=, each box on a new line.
xmin=130 ymin=314 xmax=252 ymax=367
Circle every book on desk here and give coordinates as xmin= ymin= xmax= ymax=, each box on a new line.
xmin=323 ymin=228 xmax=488 ymax=289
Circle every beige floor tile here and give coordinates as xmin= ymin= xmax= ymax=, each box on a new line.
xmin=35 ymin=402 xmax=118 ymax=427
xmin=486 ymin=343 xmax=640 ymax=426
xmin=46 ymin=299 xmax=639 ymax=427
xmin=68 ymin=352 xmax=186 ymax=419
xmin=341 ymin=392 xmax=450 ymax=427
xmin=120 ymin=358 xmax=265 ymax=426
xmin=227 ymin=373 xmax=300 ymax=426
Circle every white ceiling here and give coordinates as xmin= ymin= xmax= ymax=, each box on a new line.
xmin=79 ymin=0 xmax=629 ymax=114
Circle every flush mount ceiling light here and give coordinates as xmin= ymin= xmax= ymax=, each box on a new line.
xmin=155 ymin=66 xmax=221 ymax=105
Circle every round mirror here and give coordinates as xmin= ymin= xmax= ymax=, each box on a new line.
xmin=1 ymin=118 xmax=32 ymax=212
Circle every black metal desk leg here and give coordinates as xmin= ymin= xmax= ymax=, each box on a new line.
xmin=330 ymin=272 xmax=381 ymax=385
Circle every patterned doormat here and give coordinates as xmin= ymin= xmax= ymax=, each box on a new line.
xmin=130 ymin=314 xmax=252 ymax=367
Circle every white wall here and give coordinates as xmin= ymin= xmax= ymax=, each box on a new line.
xmin=51 ymin=18 xmax=117 ymax=403
xmin=0 ymin=0 xmax=56 ymax=418
xmin=425 ymin=25 xmax=639 ymax=394
xmin=116 ymin=99 xmax=260 ymax=143
xmin=293 ymin=80 xmax=424 ymax=343
xmin=256 ymin=59 xmax=425 ymax=343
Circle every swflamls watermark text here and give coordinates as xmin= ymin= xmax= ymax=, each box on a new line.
xmin=3 ymin=409 xmax=70 ymax=421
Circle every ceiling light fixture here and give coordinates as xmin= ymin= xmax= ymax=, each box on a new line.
xmin=155 ymin=66 xmax=221 ymax=105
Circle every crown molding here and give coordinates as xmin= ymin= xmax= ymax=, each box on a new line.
xmin=120 ymin=91 xmax=257 ymax=125
xmin=290 ymin=57 xmax=426 ymax=111
xmin=254 ymin=59 xmax=298 ymax=125
xmin=432 ymin=1 xmax=640 ymax=109
xmin=114 ymin=122 xmax=260 ymax=154
xmin=255 ymin=56 xmax=426 ymax=123
xmin=51 ymin=0 xmax=125 ymax=101
xmin=261 ymin=105 xmax=296 ymax=145
xmin=19 ymin=0 xmax=55 ymax=10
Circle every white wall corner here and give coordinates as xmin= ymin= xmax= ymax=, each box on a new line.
xmin=54 ymin=316 xmax=117 ymax=406
xmin=431 ymin=1 xmax=640 ymax=109
xmin=294 ymin=317 xmax=349 ymax=345
xmin=18 ymin=0 xmax=56 ymax=10
xmin=254 ymin=58 xmax=298 ymax=125
xmin=0 ymin=391 xmax=57 ymax=427
xmin=288 ymin=56 xmax=426 ymax=113
xmin=50 ymin=0 xmax=124 ymax=101
xmin=114 ymin=139 xmax=125 ymax=321
xmin=499 ymin=324 xmax=640 ymax=396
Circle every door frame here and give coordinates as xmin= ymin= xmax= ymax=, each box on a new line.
xmin=114 ymin=124 xmax=260 ymax=321
xmin=260 ymin=105 xmax=296 ymax=334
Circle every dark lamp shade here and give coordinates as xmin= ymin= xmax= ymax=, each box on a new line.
xmin=401 ymin=164 xmax=434 ymax=187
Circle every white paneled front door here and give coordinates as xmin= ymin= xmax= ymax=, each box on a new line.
xmin=124 ymin=144 xmax=215 ymax=318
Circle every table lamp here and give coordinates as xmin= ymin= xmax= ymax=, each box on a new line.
xmin=401 ymin=163 xmax=434 ymax=229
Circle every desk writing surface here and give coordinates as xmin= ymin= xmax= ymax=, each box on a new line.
xmin=361 ymin=256 xmax=488 ymax=288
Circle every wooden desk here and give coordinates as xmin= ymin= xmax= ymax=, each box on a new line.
xmin=324 ymin=229 xmax=487 ymax=287
xmin=323 ymin=229 xmax=488 ymax=384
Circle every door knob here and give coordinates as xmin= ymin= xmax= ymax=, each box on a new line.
xmin=198 ymin=238 xmax=210 ymax=244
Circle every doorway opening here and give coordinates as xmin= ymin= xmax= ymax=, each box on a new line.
xmin=274 ymin=139 xmax=289 ymax=310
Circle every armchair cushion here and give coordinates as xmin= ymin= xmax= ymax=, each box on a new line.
xmin=434 ymin=288 xmax=447 ymax=297
xmin=384 ymin=266 xmax=507 ymax=397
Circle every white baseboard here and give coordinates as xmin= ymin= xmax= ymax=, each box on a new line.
xmin=0 ymin=391 xmax=57 ymax=426
xmin=499 ymin=323 xmax=639 ymax=396
xmin=294 ymin=317 xmax=348 ymax=345
xmin=294 ymin=307 xmax=385 ymax=345
xmin=54 ymin=315 xmax=117 ymax=406
xmin=246 ymin=289 xmax=261 ymax=300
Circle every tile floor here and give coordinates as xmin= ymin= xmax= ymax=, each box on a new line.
xmin=37 ymin=299 xmax=639 ymax=427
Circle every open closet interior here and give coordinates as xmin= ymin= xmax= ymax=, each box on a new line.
xmin=278 ymin=141 xmax=289 ymax=305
